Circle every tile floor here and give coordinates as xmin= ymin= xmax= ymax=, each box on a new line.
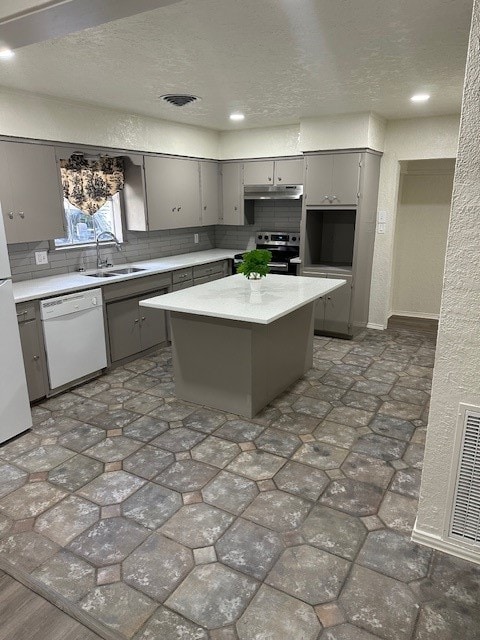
xmin=0 ymin=327 xmax=480 ymax=639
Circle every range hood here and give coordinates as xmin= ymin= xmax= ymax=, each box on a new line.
xmin=244 ymin=184 xmax=303 ymax=200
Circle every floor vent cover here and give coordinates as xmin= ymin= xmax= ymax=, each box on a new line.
xmin=450 ymin=409 xmax=480 ymax=545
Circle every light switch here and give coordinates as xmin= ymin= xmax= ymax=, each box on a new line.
xmin=35 ymin=251 xmax=49 ymax=265
xmin=377 ymin=211 xmax=387 ymax=223
xmin=377 ymin=223 xmax=386 ymax=234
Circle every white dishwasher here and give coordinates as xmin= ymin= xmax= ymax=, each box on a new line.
xmin=40 ymin=288 xmax=107 ymax=390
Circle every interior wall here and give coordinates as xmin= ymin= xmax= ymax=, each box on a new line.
xmin=414 ymin=0 xmax=480 ymax=563
xmin=0 ymin=87 xmax=220 ymax=159
xmin=391 ymin=159 xmax=455 ymax=319
xmin=368 ymin=114 xmax=460 ymax=329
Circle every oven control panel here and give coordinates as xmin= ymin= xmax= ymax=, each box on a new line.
xmin=256 ymin=231 xmax=300 ymax=247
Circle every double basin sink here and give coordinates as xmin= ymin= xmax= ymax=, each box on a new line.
xmin=85 ymin=267 xmax=147 ymax=278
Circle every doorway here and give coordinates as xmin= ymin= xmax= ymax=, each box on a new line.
xmin=390 ymin=158 xmax=455 ymax=321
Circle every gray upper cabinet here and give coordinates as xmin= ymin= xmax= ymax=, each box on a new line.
xmin=274 ymin=159 xmax=304 ymax=185
xmin=200 ymin=161 xmax=220 ymax=226
xmin=243 ymin=158 xmax=304 ymax=186
xmin=243 ymin=160 xmax=274 ymax=186
xmin=0 ymin=141 xmax=64 ymax=244
xmin=305 ymin=153 xmax=361 ymax=206
xmin=144 ymin=156 xmax=201 ymax=230
xmin=220 ymin=162 xmax=250 ymax=225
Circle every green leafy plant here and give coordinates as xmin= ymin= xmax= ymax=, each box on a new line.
xmin=236 ymin=249 xmax=272 ymax=279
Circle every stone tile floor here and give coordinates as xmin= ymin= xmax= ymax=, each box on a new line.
xmin=1 ymin=328 xmax=480 ymax=639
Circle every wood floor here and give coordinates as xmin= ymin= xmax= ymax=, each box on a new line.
xmin=0 ymin=570 xmax=102 ymax=640
xmin=387 ymin=314 xmax=438 ymax=335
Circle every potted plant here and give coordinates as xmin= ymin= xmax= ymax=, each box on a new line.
xmin=236 ymin=249 xmax=272 ymax=282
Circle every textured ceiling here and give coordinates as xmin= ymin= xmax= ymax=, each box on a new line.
xmin=0 ymin=0 xmax=473 ymax=130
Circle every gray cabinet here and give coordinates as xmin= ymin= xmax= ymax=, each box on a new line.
xmin=107 ymin=290 xmax=167 ymax=363
xmin=16 ymin=302 xmax=48 ymax=401
xmin=0 ymin=141 xmax=64 ymax=244
xmin=243 ymin=158 xmax=304 ymax=186
xmin=144 ymin=156 xmax=201 ymax=230
xmin=303 ymin=272 xmax=353 ymax=335
xmin=305 ymin=153 xmax=360 ymax=206
xmin=200 ymin=161 xmax=220 ymax=226
xmin=220 ymin=162 xmax=254 ymax=225
xmin=193 ymin=260 xmax=229 ymax=284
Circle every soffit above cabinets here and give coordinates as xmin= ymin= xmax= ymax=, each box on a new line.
xmin=0 ymin=0 xmax=473 ymax=129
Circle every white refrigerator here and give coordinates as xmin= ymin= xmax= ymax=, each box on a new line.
xmin=0 ymin=208 xmax=32 ymax=444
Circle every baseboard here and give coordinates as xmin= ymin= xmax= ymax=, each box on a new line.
xmin=366 ymin=322 xmax=386 ymax=330
xmin=390 ymin=310 xmax=440 ymax=320
xmin=412 ymin=526 xmax=480 ymax=566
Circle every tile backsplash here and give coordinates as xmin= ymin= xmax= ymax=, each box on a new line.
xmin=7 ymin=200 xmax=302 ymax=281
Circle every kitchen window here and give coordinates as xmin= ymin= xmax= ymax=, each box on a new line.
xmin=54 ymin=192 xmax=123 ymax=248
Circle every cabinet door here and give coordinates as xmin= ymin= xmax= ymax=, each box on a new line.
xmin=220 ymin=163 xmax=243 ymax=225
xmin=305 ymin=155 xmax=333 ymax=206
xmin=274 ymin=159 xmax=304 ymax=185
xmin=139 ymin=291 xmax=167 ymax=351
xmin=0 ymin=144 xmax=15 ymax=238
xmin=145 ymin=156 xmax=201 ymax=230
xmin=1 ymin=141 xmax=64 ymax=244
xmin=323 ymin=277 xmax=352 ymax=335
xmin=18 ymin=319 xmax=47 ymax=401
xmin=107 ymin=297 xmax=142 ymax=362
xmin=200 ymin=162 xmax=220 ymax=225
xmin=331 ymin=154 xmax=360 ymax=205
xmin=243 ymin=161 xmax=274 ymax=186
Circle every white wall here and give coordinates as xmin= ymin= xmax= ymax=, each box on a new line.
xmin=368 ymin=115 xmax=460 ymax=329
xmin=219 ymin=124 xmax=301 ymax=159
xmin=413 ymin=0 xmax=480 ymax=563
xmin=391 ymin=160 xmax=455 ymax=319
xmin=0 ymin=87 xmax=220 ymax=159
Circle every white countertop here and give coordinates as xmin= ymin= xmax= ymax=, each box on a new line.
xmin=12 ymin=249 xmax=238 ymax=303
xmin=140 ymin=274 xmax=346 ymax=324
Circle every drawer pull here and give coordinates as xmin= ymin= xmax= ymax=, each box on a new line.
xmin=8 ymin=211 xmax=13 ymax=220
xmin=33 ymin=355 xmax=40 ymax=361
xmin=16 ymin=310 xmax=28 ymax=317
xmin=19 ymin=211 xmax=25 ymax=219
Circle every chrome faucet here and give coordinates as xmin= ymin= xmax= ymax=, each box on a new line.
xmin=96 ymin=231 xmax=122 ymax=269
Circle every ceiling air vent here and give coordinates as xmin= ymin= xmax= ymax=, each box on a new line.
xmin=160 ymin=94 xmax=200 ymax=107
xmin=449 ymin=407 xmax=480 ymax=545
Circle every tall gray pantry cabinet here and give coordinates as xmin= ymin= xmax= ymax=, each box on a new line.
xmin=300 ymin=149 xmax=381 ymax=337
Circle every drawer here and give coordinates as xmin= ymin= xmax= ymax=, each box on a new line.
xmin=103 ymin=273 xmax=172 ymax=302
xmin=16 ymin=301 xmax=36 ymax=323
xmin=193 ymin=261 xmax=225 ymax=279
xmin=172 ymin=281 xmax=194 ymax=291
xmin=193 ymin=273 xmax=223 ymax=286
xmin=172 ymin=268 xmax=193 ymax=285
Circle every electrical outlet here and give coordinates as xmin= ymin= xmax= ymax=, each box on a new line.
xmin=194 ymin=233 xmax=199 ymax=244
xmin=35 ymin=251 xmax=49 ymax=265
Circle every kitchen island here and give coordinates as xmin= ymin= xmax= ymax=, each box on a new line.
xmin=140 ymin=274 xmax=346 ymax=418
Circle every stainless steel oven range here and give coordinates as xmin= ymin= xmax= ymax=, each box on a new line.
xmin=234 ymin=231 xmax=300 ymax=275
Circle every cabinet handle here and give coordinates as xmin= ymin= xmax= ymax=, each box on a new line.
xmin=134 ymin=318 xmax=139 ymax=323
xmin=327 ymin=296 xmax=332 ymax=300
xmin=178 ymin=206 xmax=182 ymax=211
xmin=141 ymin=316 xmax=146 ymax=322
xmin=19 ymin=211 xmax=25 ymax=219
xmin=268 ymin=176 xmax=272 ymax=181
xmin=234 ymin=206 xmax=238 ymax=211
xmin=172 ymin=207 xmax=177 ymax=212
xmin=323 ymin=195 xmax=330 ymax=201
xmin=16 ymin=310 xmax=27 ymax=317
xmin=331 ymin=196 xmax=338 ymax=202
xmin=8 ymin=211 xmax=13 ymax=220
xmin=33 ymin=355 xmax=40 ymax=361
xmin=204 ymin=205 xmax=207 ymax=210
xmin=277 ymin=176 xmax=282 ymax=181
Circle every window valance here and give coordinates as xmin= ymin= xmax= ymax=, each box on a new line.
xmin=60 ymin=154 xmax=124 ymax=215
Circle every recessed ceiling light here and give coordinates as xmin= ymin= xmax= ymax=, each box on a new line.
xmin=410 ymin=93 xmax=430 ymax=103
xmin=230 ymin=113 xmax=245 ymax=121
xmin=0 ymin=48 xmax=14 ymax=60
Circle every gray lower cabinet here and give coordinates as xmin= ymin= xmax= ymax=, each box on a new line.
xmin=107 ymin=291 xmax=167 ymax=363
xmin=302 ymin=272 xmax=353 ymax=335
xmin=16 ymin=302 xmax=48 ymax=402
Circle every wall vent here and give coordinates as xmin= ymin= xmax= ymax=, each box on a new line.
xmin=449 ymin=408 xmax=480 ymax=545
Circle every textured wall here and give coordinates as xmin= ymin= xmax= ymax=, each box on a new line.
xmin=415 ymin=0 xmax=480 ymax=552
xmin=391 ymin=160 xmax=454 ymax=318
xmin=218 ymin=125 xmax=301 ymax=160
xmin=368 ymin=115 xmax=460 ymax=328
xmin=0 ymin=88 xmax=220 ymax=158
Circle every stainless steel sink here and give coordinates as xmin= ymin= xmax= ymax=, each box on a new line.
xmin=84 ymin=271 xmax=118 ymax=278
xmin=108 ymin=267 xmax=147 ymax=275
